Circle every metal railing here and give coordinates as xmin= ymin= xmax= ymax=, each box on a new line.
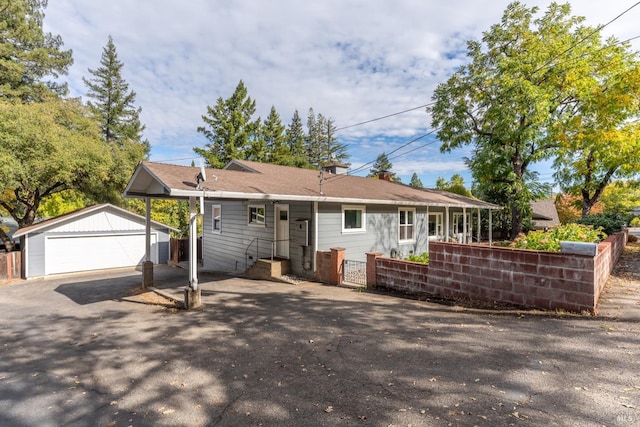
xmin=342 ymin=259 xmax=367 ymax=286
xmin=244 ymin=238 xmax=291 ymax=270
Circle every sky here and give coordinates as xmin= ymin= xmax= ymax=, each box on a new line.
xmin=42 ymin=1 xmax=640 ymax=188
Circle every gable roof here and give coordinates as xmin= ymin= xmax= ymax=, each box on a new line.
xmin=124 ymin=160 xmax=500 ymax=209
xmin=530 ymin=199 xmax=560 ymax=229
xmin=13 ymin=203 xmax=178 ymax=239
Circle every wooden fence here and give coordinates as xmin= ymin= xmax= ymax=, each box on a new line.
xmin=0 ymin=251 xmax=21 ymax=282
xmin=170 ymin=237 xmax=202 ymax=263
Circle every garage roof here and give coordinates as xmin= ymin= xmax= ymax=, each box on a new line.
xmin=13 ymin=203 xmax=178 ymax=239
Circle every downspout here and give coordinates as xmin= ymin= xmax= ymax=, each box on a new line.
xmin=313 ymin=201 xmax=319 ymax=273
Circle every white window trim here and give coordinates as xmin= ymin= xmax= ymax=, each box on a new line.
xmin=342 ymin=205 xmax=366 ymax=233
xmin=248 ymin=204 xmax=266 ymax=227
xmin=428 ymin=212 xmax=443 ymax=240
xmin=452 ymin=212 xmax=472 ymax=234
xmin=212 ymin=204 xmax=221 ymax=233
xmin=398 ymin=207 xmax=416 ymax=243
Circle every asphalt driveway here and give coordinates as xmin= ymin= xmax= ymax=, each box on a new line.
xmin=0 ymin=266 xmax=638 ymax=427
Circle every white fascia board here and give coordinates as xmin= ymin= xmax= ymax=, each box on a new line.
xmin=168 ymin=188 xmax=499 ymax=209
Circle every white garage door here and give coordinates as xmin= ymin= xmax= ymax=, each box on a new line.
xmin=45 ymin=233 xmax=157 ymax=275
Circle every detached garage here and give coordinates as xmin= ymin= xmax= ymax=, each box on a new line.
xmin=13 ymin=204 xmax=176 ymax=278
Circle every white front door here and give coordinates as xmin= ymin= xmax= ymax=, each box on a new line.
xmin=275 ymin=205 xmax=290 ymax=258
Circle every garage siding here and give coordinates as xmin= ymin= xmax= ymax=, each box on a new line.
xmin=19 ymin=205 xmax=174 ymax=278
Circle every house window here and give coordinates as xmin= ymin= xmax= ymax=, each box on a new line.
xmin=248 ymin=204 xmax=265 ymax=226
xmin=342 ymin=205 xmax=366 ymax=233
xmin=212 ymin=205 xmax=221 ymax=233
xmin=428 ymin=213 xmax=443 ymax=239
xmin=398 ymin=208 xmax=415 ymax=242
xmin=452 ymin=213 xmax=471 ymax=234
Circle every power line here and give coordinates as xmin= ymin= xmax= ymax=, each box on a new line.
xmin=335 ymin=103 xmax=432 ymax=132
xmin=531 ymin=1 xmax=640 ymax=75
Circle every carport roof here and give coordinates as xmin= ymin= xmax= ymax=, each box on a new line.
xmin=124 ymin=160 xmax=500 ymax=209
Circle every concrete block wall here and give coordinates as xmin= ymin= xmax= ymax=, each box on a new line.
xmin=367 ymin=230 xmax=628 ymax=313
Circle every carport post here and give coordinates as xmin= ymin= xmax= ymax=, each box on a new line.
xmin=142 ymin=197 xmax=153 ymax=288
xmin=185 ymin=196 xmax=201 ymax=309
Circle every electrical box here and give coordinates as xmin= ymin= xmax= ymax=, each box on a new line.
xmin=296 ymin=219 xmax=309 ymax=246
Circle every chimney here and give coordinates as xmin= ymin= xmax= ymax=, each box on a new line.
xmin=323 ymin=162 xmax=350 ymax=175
xmin=378 ymin=171 xmax=391 ymax=181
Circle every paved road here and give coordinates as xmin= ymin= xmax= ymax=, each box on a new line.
xmin=0 ymin=266 xmax=638 ymax=426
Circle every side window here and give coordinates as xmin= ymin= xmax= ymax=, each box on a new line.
xmin=248 ymin=204 xmax=266 ymax=226
xmin=342 ymin=205 xmax=366 ymax=233
xmin=212 ymin=205 xmax=221 ymax=233
xmin=428 ymin=213 xmax=443 ymax=239
xmin=399 ymin=208 xmax=415 ymax=242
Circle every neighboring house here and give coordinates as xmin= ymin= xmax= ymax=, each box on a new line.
xmin=530 ymin=199 xmax=561 ymax=230
xmin=13 ymin=204 xmax=176 ymax=278
xmin=124 ymin=160 xmax=499 ymax=278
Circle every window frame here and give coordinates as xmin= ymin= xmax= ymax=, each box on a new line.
xmin=398 ymin=207 xmax=416 ymax=243
xmin=212 ymin=204 xmax=221 ymax=233
xmin=341 ymin=205 xmax=366 ymax=233
xmin=248 ymin=204 xmax=266 ymax=227
xmin=428 ymin=212 xmax=443 ymax=239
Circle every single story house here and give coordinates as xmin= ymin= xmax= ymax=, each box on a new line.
xmin=530 ymin=199 xmax=561 ymax=230
xmin=13 ymin=203 xmax=176 ymax=278
xmin=124 ymin=160 xmax=499 ymax=280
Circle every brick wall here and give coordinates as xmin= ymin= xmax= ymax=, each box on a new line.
xmin=315 ymin=247 xmax=345 ymax=286
xmin=367 ymin=230 xmax=627 ymax=313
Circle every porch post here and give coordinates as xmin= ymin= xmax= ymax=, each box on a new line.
xmin=489 ymin=209 xmax=493 ymax=246
xmin=445 ymin=206 xmax=450 ymax=242
xmin=477 ymin=208 xmax=481 ymax=243
xmin=426 ymin=206 xmax=429 ymax=253
xmin=142 ymin=197 xmax=153 ymax=288
xmin=462 ymin=207 xmax=467 ymax=243
xmin=185 ymin=196 xmax=201 ymax=308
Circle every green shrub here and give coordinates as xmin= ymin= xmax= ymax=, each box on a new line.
xmin=511 ymin=223 xmax=606 ymax=252
xmin=630 ymin=216 xmax=640 ymax=227
xmin=576 ymin=213 xmax=626 ymax=236
xmin=405 ymin=252 xmax=429 ymax=264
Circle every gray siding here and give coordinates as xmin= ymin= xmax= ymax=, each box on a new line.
xmin=26 ymin=232 xmax=46 ymax=277
xmin=317 ymin=203 xmax=430 ymax=262
xmin=203 ymin=200 xmax=316 ymax=276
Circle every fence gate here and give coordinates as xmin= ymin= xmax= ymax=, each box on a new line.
xmin=342 ymin=259 xmax=367 ymax=286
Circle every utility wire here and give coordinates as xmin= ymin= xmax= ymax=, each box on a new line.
xmin=335 ymin=103 xmax=432 ymax=132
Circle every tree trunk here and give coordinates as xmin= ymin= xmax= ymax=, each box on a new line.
xmin=0 ymin=228 xmax=15 ymax=252
xmin=511 ymin=204 xmax=523 ymax=238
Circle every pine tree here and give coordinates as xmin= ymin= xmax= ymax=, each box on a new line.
xmin=368 ymin=153 xmax=398 ymax=181
xmin=83 ymin=36 xmax=148 ymax=149
xmin=409 ymin=173 xmax=423 ymax=188
xmin=82 ymin=35 xmax=149 ymax=204
xmin=319 ymin=114 xmax=348 ymax=165
xmin=0 ymin=0 xmax=73 ymax=101
xmin=195 ymin=80 xmax=260 ymax=168
xmin=260 ymin=106 xmax=289 ymax=164
xmin=306 ymin=109 xmax=348 ymax=168
xmin=285 ymin=110 xmax=309 ymax=167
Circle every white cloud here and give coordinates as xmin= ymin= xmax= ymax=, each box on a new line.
xmin=42 ymin=0 xmax=640 ymax=183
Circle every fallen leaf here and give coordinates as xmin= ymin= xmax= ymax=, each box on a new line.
xmin=324 ymin=406 xmax=334 ymax=413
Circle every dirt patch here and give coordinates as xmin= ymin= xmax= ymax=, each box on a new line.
xmin=124 ymin=286 xmax=182 ymax=309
